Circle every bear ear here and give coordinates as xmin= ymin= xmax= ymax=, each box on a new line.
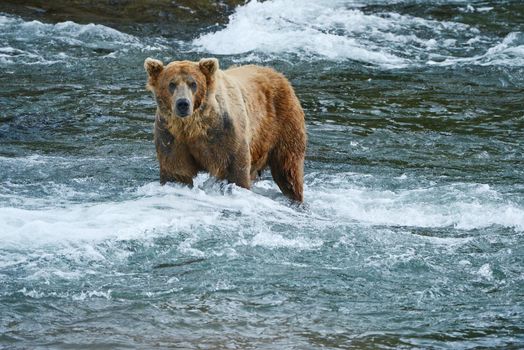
xmin=144 ymin=58 xmax=164 ymax=80
xmin=199 ymin=58 xmax=219 ymax=77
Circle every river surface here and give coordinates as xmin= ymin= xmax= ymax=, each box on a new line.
xmin=1 ymin=1 xmax=523 ymax=349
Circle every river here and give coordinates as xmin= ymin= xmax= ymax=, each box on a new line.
xmin=1 ymin=0 xmax=523 ymax=348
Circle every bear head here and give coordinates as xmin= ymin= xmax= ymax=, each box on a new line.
xmin=144 ymin=57 xmax=218 ymax=119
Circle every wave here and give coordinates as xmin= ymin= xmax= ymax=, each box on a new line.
xmin=429 ymin=32 xmax=524 ymax=67
xmin=3 ymin=4 xmax=522 ymax=69
xmin=193 ymin=0 xmax=523 ymax=68
xmin=1 ymin=173 xmax=522 ymax=252
xmin=0 ymin=14 xmax=166 ymax=65
xmin=193 ymin=0 xmax=413 ymax=67
xmin=306 ymin=174 xmax=524 ymax=231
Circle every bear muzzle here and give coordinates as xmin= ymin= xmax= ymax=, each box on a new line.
xmin=174 ymin=98 xmax=192 ymax=118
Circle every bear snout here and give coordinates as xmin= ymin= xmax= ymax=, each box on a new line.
xmin=175 ymin=98 xmax=191 ymax=117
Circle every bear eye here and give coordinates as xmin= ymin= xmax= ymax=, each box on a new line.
xmin=168 ymin=82 xmax=177 ymax=94
xmin=189 ymin=81 xmax=197 ymax=92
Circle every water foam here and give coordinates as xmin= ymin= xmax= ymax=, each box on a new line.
xmin=0 ymin=175 xmax=299 ymax=248
xmin=193 ymin=0 xmax=523 ymax=68
xmin=1 ymin=172 xmax=523 ymax=253
xmin=193 ymin=0 xmax=409 ymax=67
xmin=306 ymin=174 xmax=524 ymax=231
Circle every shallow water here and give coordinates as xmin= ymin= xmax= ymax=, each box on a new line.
xmin=1 ymin=1 xmax=523 ymax=348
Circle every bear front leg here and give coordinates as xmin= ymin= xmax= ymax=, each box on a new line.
xmin=226 ymin=148 xmax=251 ymax=189
xmin=155 ymin=121 xmax=198 ymax=187
xmin=159 ymin=168 xmax=194 ymax=187
xmin=157 ymin=149 xmax=198 ymax=187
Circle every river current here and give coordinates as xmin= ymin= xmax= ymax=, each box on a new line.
xmin=1 ymin=0 xmax=523 ymax=348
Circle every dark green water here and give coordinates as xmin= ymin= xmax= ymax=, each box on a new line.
xmin=1 ymin=1 xmax=523 ymax=349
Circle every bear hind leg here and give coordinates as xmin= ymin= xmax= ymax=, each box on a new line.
xmin=269 ymin=147 xmax=304 ymax=203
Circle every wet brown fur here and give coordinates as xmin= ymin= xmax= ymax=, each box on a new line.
xmin=145 ymin=57 xmax=306 ymax=202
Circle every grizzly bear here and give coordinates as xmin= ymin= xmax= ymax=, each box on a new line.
xmin=144 ymin=57 xmax=306 ymax=202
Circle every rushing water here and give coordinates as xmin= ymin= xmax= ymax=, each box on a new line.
xmin=1 ymin=0 xmax=523 ymax=348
